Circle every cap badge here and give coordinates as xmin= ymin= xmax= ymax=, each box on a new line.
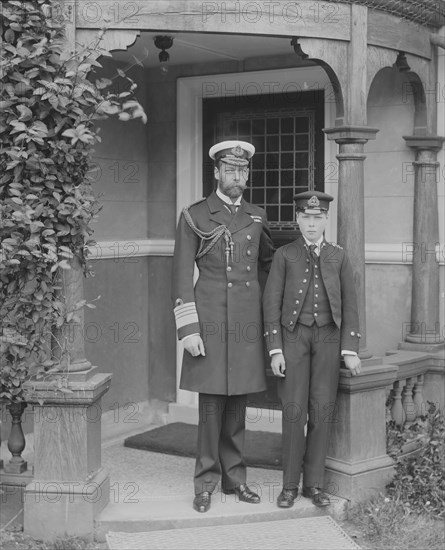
xmin=231 ymin=145 xmax=244 ymax=157
xmin=307 ymin=195 xmax=320 ymax=207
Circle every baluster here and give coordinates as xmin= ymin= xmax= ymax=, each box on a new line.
xmin=4 ymin=402 xmax=28 ymax=474
xmin=391 ymin=380 xmax=405 ymax=426
xmin=402 ymin=377 xmax=416 ymax=423
xmin=413 ymin=374 xmax=424 ymax=418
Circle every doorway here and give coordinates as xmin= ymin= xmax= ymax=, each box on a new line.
xmin=202 ymin=90 xmax=325 ymax=408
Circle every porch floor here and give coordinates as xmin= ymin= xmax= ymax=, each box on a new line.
xmin=96 ymin=424 xmax=352 ymax=547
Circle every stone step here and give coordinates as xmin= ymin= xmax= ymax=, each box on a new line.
xmin=94 ymin=491 xmax=337 ymax=541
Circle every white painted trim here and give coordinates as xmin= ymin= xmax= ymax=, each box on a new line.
xmin=365 ymin=243 xmax=445 ymax=265
xmin=87 ymin=239 xmax=444 ymax=265
xmin=88 ymin=239 xmax=175 ymax=260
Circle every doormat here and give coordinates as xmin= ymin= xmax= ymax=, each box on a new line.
xmin=124 ymin=422 xmax=282 ymax=470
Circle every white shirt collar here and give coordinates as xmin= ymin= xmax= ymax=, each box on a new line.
xmin=302 ymin=235 xmax=324 ymax=253
xmin=216 ymin=188 xmax=242 ymax=206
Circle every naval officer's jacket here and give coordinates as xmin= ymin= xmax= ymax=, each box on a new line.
xmin=172 ymin=191 xmax=275 ymax=396
xmin=262 ymin=236 xmax=360 ymax=353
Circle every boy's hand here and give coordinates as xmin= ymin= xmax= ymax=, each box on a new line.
xmin=271 ymin=353 xmax=286 ymax=377
xmin=344 ymin=354 xmax=361 ymax=376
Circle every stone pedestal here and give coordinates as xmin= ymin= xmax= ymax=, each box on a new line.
xmin=325 ymin=359 xmax=398 ymax=501
xmin=22 ymin=370 xmax=111 ymax=540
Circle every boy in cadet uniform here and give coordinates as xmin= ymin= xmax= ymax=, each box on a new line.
xmin=262 ymin=190 xmax=361 ymax=508
xmin=172 ymin=140 xmax=274 ymax=513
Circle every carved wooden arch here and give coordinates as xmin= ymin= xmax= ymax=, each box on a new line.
xmin=75 ymin=29 xmax=141 ymax=59
xmin=299 ymin=38 xmax=347 ymax=126
xmin=367 ymin=46 xmax=429 ymax=135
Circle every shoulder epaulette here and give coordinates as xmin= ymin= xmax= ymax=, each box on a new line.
xmin=187 ymin=197 xmax=206 ymax=209
xmin=328 ymin=242 xmax=343 ymax=249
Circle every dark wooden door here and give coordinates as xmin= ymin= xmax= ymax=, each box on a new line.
xmin=202 ymin=90 xmax=325 ymax=409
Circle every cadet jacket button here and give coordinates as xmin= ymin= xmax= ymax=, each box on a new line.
xmin=314 ymin=313 xmax=318 ymax=317
xmin=293 ymin=310 xmax=297 ymax=315
xmin=246 ymin=235 xmax=252 ymax=240
xmin=295 ymin=300 xmax=299 ymax=304
xmin=245 ymin=281 xmax=250 ymax=287
xmin=306 ymin=259 xmax=310 ymax=263
xmin=226 ymin=266 xmax=232 ymax=271
xmin=305 ymin=268 xmax=309 ymax=273
xmin=315 ymin=294 xmax=319 ymax=298
xmin=246 ymin=266 xmax=251 ymax=271
xmin=350 ymin=331 xmax=355 ymax=336
xmin=272 ymin=329 xmax=277 ymax=334
xmin=303 ymin=279 xmax=307 ymax=283
xmin=247 ymin=250 xmax=251 ymax=256
xmin=315 ymin=284 xmax=319 ymax=289
xmin=315 ymin=275 xmax=319 ymax=279
xmin=289 ymin=321 xmax=294 ymax=326
xmin=314 ymin=304 xmax=318 ymax=308
xmin=264 ymin=331 xmax=269 ymax=336
xmin=357 ymin=333 xmax=361 ymax=338
xmin=314 ymin=265 xmax=318 ymax=269
xmin=228 ymin=282 xmax=233 ymax=288
xmin=299 ymin=289 xmax=303 ymax=294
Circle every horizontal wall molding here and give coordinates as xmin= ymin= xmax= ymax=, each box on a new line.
xmin=88 ymin=239 xmax=175 ymax=260
xmin=88 ymin=239 xmax=444 ymax=265
xmin=365 ymin=242 xmax=444 ymax=265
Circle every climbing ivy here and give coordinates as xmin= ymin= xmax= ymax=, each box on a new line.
xmin=0 ymin=0 xmax=147 ymax=402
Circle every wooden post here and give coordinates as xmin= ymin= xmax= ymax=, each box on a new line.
xmin=324 ymin=127 xmax=379 ymax=358
xmin=325 ymin=361 xmax=398 ymax=501
xmin=401 ymin=136 xmax=444 ymax=349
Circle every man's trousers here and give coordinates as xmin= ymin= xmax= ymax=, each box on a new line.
xmin=194 ymin=393 xmax=247 ymax=495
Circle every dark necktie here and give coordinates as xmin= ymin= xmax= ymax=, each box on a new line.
xmin=227 ymin=204 xmax=237 ymax=215
xmin=309 ymin=244 xmax=318 ymax=260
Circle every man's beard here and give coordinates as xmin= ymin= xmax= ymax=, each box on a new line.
xmin=222 ymin=182 xmax=246 ymax=199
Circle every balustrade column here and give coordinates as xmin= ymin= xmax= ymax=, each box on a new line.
xmin=402 ymin=136 xmax=444 ymax=348
xmin=324 ymin=127 xmax=379 ymax=358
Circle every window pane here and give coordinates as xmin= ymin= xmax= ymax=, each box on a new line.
xmin=266 ymin=154 xmax=279 ymax=169
xmin=266 ymin=205 xmax=279 ymax=220
xmin=266 ymin=118 xmax=279 ymax=133
xmin=281 ymin=171 xmax=293 ymax=185
xmin=266 ymin=188 xmax=279 ymax=204
xmin=253 ymin=136 xmax=265 ymax=153
xmin=294 ymin=134 xmax=309 ymax=150
xmin=295 ymin=170 xmax=309 ymax=185
xmin=281 ymin=135 xmax=293 ymax=151
xmin=295 ymin=117 xmax=309 ymax=132
xmin=267 ymin=170 xmax=279 ymax=186
xmin=238 ymin=119 xmax=250 ymax=134
xmin=251 ymin=188 xmax=264 ymax=204
xmin=280 ymin=205 xmax=294 ymax=222
xmin=252 ymin=154 xmax=265 ymax=169
xmin=281 ymin=153 xmax=293 ymax=170
xmin=294 ymin=152 xmax=308 ymax=168
xmin=280 ymin=187 xmax=294 ymax=203
xmin=266 ymin=135 xmax=279 ymax=151
xmin=281 ymin=118 xmax=293 ymax=133
xmin=251 ymin=171 xmax=264 ymax=186
xmin=252 ymin=119 xmax=265 ymax=134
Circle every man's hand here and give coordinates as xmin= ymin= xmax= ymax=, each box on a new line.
xmin=271 ymin=353 xmax=286 ymax=377
xmin=343 ymin=354 xmax=361 ymax=376
xmin=183 ymin=334 xmax=206 ymax=357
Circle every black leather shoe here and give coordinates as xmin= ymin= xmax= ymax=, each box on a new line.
xmin=223 ymin=484 xmax=260 ymax=503
xmin=302 ymin=486 xmax=330 ymax=507
xmin=193 ymin=491 xmax=211 ymax=513
xmin=277 ymin=488 xmax=299 ymax=508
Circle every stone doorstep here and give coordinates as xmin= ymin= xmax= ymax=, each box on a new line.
xmin=94 ymin=492 xmax=348 ymax=542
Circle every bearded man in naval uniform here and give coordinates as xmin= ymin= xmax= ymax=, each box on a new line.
xmin=172 ymin=140 xmax=275 ymax=513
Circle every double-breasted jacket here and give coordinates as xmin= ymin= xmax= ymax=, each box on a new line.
xmin=172 ymin=191 xmax=275 ymax=395
xmin=262 ymin=236 xmax=360 ymax=354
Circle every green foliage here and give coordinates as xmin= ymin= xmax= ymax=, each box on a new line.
xmin=0 ymin=0 xmax=146 ymax=402
xmin=386 ymin=402 xmax=445 ymax=519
